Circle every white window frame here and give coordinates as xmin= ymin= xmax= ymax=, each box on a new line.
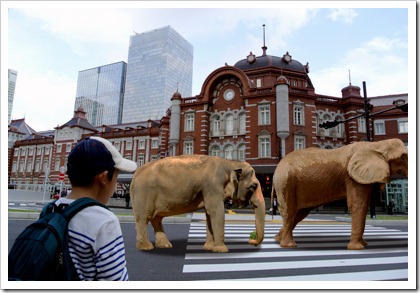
xmin=259 ymin=136 xmax=270 ymax=158
xmin=126 ymin=141 xmax=132 ymax=150
xmin=398 ymin=119 xmax=408 ymax=134
xmin=185 ymin=113 xmax=195 ymax=132
xmin=374 ymin=120 xmax=386 ymax=135
xmin=294 ymin=136 xmax=306 ymax=150
xmin=184 ymin=141 xmax=194 ymax=155
xmin=225 ymin=114 xmax=234 ymax=135
xmin=238 ymin=144 xmax=246 ymax=162
xmin=358 ymin=116 xmax=366 ymax=133
xmin=137 ymin=154 xmax=145 ymax=166
xmin=151 ymin=138 xmax=159 ymax=149
xmin=293 ymin=105 xmax=304 ymax=125
xmin=138 ymin=140 xmax=145 ymax=149
xmin=258 ymin=104 xmax=270 ymax=125
xmin=213 ymin=116 xmax=221 ymax=136
xmin=210 ymin=145 xmax=220 ymax=157
xmin=239 ymin=113 xmax=246 ymax=134
xmin=224 ymin=145 xmax=234 ymax=160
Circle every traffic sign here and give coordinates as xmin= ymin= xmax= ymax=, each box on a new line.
xmin=58 ymin=173 xmax=65 ymax=181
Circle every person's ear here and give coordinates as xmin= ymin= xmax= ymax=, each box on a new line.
xmin=96 ymin=170 xmax=109 ymax=185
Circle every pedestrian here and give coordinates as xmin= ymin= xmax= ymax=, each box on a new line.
xmin=387 ymin=200 xmax=395 ymax=215
xmin=125 ymin=192 xmax=130 ymax=209
xmin=54 ymin=136 xmax=137 ymax=280
xmin=272 ymin=197 xmax=278 ymax=215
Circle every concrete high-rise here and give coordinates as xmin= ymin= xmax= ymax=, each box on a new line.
xmin=122 ymin=26 xmax=193 ymax=123
xmin=74 ymin=62 xmax=127 ymax=126
xmin=8 ymin=69 xmax=18 ymax=123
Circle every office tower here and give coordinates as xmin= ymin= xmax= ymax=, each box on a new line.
xmin=74 ymin=62 xmax=127 ymax=126
xmin=8 ymin=69 xmax=18 ymax=123
xmin=122 ymin=25 xmax=193 ymax=123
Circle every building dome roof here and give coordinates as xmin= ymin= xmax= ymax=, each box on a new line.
xmin=276 ymin=75 xmax=289 ymax=85
xmin=234 ymin=52 xmax=308 ymax=73
xmin=171 ymin=90 xmax=182 ymax=100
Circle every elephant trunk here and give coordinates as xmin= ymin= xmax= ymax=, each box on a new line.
xmin=249 ymin=183 xmax=265 ymax=246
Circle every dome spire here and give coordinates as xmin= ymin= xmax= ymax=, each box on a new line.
xmin=262 ymin=24 xmax=267 ymax=56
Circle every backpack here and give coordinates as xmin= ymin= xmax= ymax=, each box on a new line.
xmin=8 ymin=197 xmax=109 ymax=281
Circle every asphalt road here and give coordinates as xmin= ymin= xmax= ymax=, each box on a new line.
xmin=8 ymin=217 xmax=409 ymax=286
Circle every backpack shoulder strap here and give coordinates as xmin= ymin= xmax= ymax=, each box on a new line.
xmin=61 ymin=197 xmax=110 ymax=222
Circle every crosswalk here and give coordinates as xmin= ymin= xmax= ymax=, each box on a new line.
xmin=183 ymin=220 xmax=408 ymax=282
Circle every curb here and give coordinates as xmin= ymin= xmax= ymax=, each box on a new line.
xmin=8 ymin=212 xmax=192 ymax=223
xmin=335 ymin=216 xmax=408 ymax=225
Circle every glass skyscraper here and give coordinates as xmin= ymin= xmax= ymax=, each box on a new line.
xmin=122 ymin=25 xmax=193 ymax=123
xmin=8 ymin=69 xmax=18 ymax=123
xmin=74 ymin=62 xmax=126 ymax=126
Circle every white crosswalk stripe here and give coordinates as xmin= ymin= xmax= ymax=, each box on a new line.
xmin=183 ymin=221 xmax=408 ymax=281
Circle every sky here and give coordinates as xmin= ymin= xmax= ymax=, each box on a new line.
xmin=2 ymin=1 xmax=415 ymax=131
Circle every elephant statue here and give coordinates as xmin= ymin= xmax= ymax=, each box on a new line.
xmin=271 ymin=138 xmax=408 ymax=250
xmin=130 ymin=155 xmax=265 ymax=252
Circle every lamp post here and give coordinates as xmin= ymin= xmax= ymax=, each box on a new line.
xmin=42 ymin=168 xmax=50 ymax=203
xmin=362 ymin=81 xmax=371 ymax=142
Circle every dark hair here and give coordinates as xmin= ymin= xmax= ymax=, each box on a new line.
xmin=67 ymin=167 xmax=116 ymax=187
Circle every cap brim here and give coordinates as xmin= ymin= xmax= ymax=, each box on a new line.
xmin=90 ymin=136 xmax=138 ymax=173
xmin=115 ymin=158 xmax=138 ymax=173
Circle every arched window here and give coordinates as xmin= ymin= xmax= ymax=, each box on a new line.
xmin=239 ymin=113 xmax=246 ymax=134
xmin=212 ymin=115 xmax=221 ymax=136
xmin=225 ymin=114 xmax=234 ymax=135
xmin=224 ymin=145 xmax=234 ymax=160
xmin=210 ymin=145 xmax=221 ymax=157
xmin=238 ymin=144 xmax=246 ymax=161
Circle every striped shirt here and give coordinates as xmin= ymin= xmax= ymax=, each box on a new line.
xmin=55 ymin=197 xmax=129 ymax=281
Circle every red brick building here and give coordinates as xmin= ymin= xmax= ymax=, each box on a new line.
xmin=8 ymin=47 xmax=408 ymax=207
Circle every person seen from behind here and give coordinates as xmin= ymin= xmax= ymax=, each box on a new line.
xmin=55 ymin=136 xmax=137 ymax=280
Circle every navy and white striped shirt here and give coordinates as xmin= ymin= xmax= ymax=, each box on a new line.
xmin=55 ymin=198 xmax=129 ymax=281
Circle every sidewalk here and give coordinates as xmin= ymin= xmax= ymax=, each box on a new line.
xmin=8 ymin=190 xmax=407 ymax=225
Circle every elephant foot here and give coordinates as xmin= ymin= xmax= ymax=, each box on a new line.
xmin=212 ymin=244 xmax=228 ymax=253
xmin=361 ymin=238 xmax=368 ymax=246
xmin=136 ymin=240 xmax=154 ymax=250
xmin=155 ymin=233 xmax=173 ymax=249
xmin=347 ymin=240 xmax=366 ymax=250
xmin=203 ymin=241 xmax=228 ymax=252
xmin=203 ymin=241 xmax=214 ymax=251
xmin=280 ymin=239 xmax=297 ymax=248
xmin=274 ymin=233 xmax=281 ymax=244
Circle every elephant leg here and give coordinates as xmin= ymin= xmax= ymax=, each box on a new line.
xmin=347 ymin=184 xmax=372 ymax=250
xmin=203 ymin=213 xmax=215 ymax=251
xmin=150 ymin=216 xmax=172 ymax=249
xmin=135 ymin=214 xmax=154 ymax=250
xmin=204 ymin=202 xmax=228 ymax=253
xmin=276 ymin=203 xmax=298 ymax=248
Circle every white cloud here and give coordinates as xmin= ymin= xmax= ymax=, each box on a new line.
xmin=310 ymin=35 xmax=408 ymax=97
xmin=327 ymin=8 xmax=358 ymax=24
xmin=12 ymin=71 xmax=76 ymax=130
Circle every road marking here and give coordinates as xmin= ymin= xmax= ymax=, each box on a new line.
xmin=183 ymin=219 xmax=408 ymax=281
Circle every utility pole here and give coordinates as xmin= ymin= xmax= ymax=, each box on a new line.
xmin=363 ymin=81 xmax=371 ymax=141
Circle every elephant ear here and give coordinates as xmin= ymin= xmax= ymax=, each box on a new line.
xmin=225 ymin=169 xmax=241 ymax=201
xmin=348 ymin=150 xmax=390 ymax=184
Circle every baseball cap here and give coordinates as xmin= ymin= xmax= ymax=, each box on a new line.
xmin=67 ymin=136 xmax=137 ymax=175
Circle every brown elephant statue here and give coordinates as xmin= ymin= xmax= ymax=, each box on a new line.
xmin=130 ymin=155 xmax=265 ymax=252
xmin=272 ymin=138 xmax=408 ymax=250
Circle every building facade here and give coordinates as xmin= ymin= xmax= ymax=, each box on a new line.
xmin=8 ymin=69 xmax=18 ymax=123
xmin=74 ymin=61 xmax=127 ymax=126
xmin=8 ymin=46 xmax=408 ymax=212
xmin=122 ymin=25 xmax=193 ymax=123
